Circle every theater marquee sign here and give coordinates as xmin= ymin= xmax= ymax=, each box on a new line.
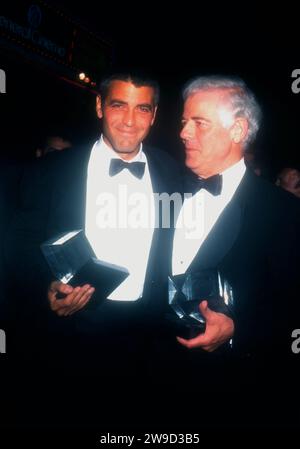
xmin=0 ymin=3 xmax=68 ymax=62
xmin=0 ymin=1 xmax=112 ymax=83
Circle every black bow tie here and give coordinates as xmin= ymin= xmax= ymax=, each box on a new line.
xmin=109 ymin=158 xmax=146 ymax=179
xmin=185 ymin=173 xmax=222 ymax=196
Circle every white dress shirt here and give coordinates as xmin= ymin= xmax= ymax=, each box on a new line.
xmin=172 ymin=159 xmax=246 ymax=275
xmin=85 ymin=136 xmax=155 ymax=301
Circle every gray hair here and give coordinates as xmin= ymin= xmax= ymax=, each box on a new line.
xmin=182 ymin=75 xmax=262 ymax=148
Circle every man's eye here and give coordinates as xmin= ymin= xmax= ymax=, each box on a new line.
xmin=196 ymin=120 xmax=208 ymax=128
xmin=111 ymin=103 xmax=123 ymax=108
xmin=139 ymin=106 xmax=151 ymax=113
xmin=181 ymin=120 xmax=187 ymax=127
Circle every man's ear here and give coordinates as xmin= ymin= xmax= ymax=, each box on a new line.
xmin=150 ymin=106 xmax=158 ymax=126
xmin=230 ymin=118 xmax=249 ymax=144
xmin=96 ymin=95 xmax=103 ymax=119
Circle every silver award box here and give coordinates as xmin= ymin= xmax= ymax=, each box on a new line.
xmin=41 ymin=230 xmax=129 ymax=302
xmin=167 ymin=268 xmax=234 ymax=339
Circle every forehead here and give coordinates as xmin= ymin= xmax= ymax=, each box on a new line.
xmin=184 ymin=89 xmax=231 ymax=117
xmin=106 ymin=80 xmax=155 ymax=104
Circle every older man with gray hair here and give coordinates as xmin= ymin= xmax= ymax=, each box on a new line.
xmin=172 ymin=75 xmax=300 ymax=358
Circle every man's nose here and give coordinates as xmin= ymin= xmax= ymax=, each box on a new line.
xmin=180 ymin=121 xmax=194 ymax=140
xmin=123 ymin=108 xmax=135 ymax=127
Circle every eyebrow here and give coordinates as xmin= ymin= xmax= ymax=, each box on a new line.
xmin=138 ymin=103 xmax=153 ymax=110
xmin=108 ymin=99 xmax=127 ymax=105
xmin=108 ymin=99 xmax=153 ymax=110
xmin=182 ymin=115 xmax=211 ymax=122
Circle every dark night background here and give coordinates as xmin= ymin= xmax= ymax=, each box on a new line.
xmin=1 ymin=1 xmax=300 ymax=178
xmin=1 ymin=0 xmax=300 ymax=439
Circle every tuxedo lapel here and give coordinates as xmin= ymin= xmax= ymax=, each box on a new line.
xmin=143 ymin=147 xmax=169 ymax=289
xmin=144 ymin=147 xmax=168 ymax=195
xmin=188 ymin=171 xmax=251 ymax=272
xmin=142 ymin=146 xmax=181 ymax=302
xmin=189 ymin=199 xmax=242 ymax=271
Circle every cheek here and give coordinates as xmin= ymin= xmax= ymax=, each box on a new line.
xmin=194 ymin=133 xmax=212 ymax=156
xmin=194 ymin=130 xmax=211 ymax=150
xmin=138 ymin=111 xmax=155 ymax=124
xmin=105 ymin=111 xmax=122 ymax=126
xmin=216 ymin=135 xmax=231 ymax=157
xmin=139 ymin=117 xmax=152 ymax=129
xmin=102 ymin=116 xmax=114 ymax=132
xmin=136 ymin=121 xmax=152 ymax=138
xmin=208 ymin=131 xmax=230 ymax=156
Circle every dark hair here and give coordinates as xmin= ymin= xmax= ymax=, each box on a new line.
xmin=99 ymin=71 xmax=160 ymax=106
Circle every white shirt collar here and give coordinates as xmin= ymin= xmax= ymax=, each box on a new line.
xmin=220 ymin=158 xmax=246 ymax=199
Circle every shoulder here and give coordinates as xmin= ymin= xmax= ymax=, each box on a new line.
xmin=143 ymin=144 xmax=184 ymax=193
xmin=26 ymin=145 xmax=91 ymax=180
xmin=19 ymin=145 xmax=91 ymax=200
xmin=40 ymin=144 xmax=91 ymax=170
xmin=143 ymin=144 xmax=182 ymax=174
xmin=240 ymin=169 xmax=300 ymax=221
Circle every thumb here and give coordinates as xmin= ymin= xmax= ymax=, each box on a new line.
xmin=60 ymin=283 xmax=73 ymax=294
xmin=199 ymin=300 xmax=210 ymax=318
xmin=51 ymin=281 xmax=72 ymax=295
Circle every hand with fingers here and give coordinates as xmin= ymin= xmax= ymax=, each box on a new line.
xmin=48 ymin=280 xmax=95 ymax=317
xmin=176 ymin=300 xmax=234 ymax=352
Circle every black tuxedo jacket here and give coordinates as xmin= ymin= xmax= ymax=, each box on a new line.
xmin=5 ymin=144 xmax=182 ymax=340
xmin=188 ymin=169 xmax=300 ymax=356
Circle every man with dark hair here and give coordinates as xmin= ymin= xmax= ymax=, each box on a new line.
xmin=4 ymin=72 xmax=182 ymax=422
xmin=46 ymin=73 xmax=176 ymax=318
xmin=99 ymin=72 xmax=160 ymax=108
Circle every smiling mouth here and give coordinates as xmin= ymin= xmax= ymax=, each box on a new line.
xmin=118 ymin=129 xmax=136 ymax=136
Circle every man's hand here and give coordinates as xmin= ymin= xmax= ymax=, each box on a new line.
xmin=48 ymin=281 xmax=95 ymax=316
xmin=177 ymin=300 xmax=234 ymax=352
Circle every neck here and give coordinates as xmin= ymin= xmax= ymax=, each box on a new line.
xmin=118 ymin=151 xmax=139 ymax=161
xmin=102 ymin=136 xmax=140 ymax=161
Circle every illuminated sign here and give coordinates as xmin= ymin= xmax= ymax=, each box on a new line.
xmin=0 ymin=3 xmax=66 ymax=59
xmin=0 ymin=1 xmax=113 ymax=83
